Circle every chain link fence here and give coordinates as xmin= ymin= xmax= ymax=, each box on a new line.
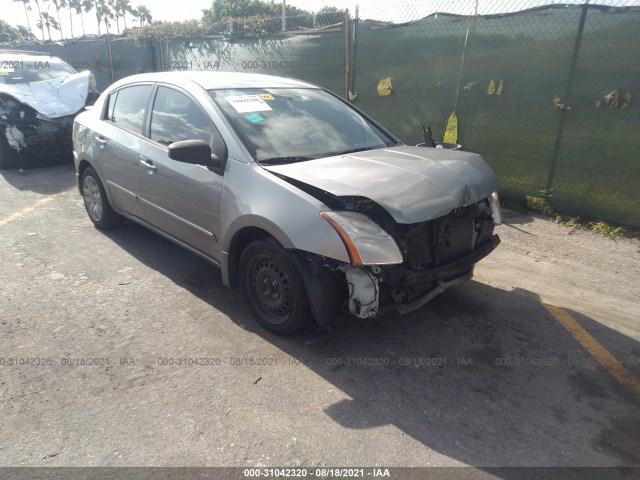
xmin=3 ymin=1 xmax=639 ymax=227
xmin=350 ymin=0 xmax=639 ymax=228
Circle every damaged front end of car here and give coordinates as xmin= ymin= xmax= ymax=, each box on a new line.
xmin=266 ymin=152 xmax=502 ymax=324
xmin=324 ymin=194 xmax=501 ymax=319
xmin=0 ymin=68 xmax=98 ymax=169
xmin=291 ymin=190 xmax=501 ymax=324
xmin=0 ymin=94 xmax=76 ymax=168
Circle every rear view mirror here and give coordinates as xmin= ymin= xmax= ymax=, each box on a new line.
xmin=168 ymin=140 xmax=223 ymax=170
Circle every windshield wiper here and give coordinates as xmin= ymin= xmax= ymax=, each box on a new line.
xmin=330 ymin=146 xmax=381 ymax=156
xmin=259 ymin=156 xmax=314 ymax=165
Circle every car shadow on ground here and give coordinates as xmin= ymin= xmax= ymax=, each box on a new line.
xmin=99 ymin=222 xmax=640 ymax=471
xmin=0 ymin=163 xmax=76 ymax=195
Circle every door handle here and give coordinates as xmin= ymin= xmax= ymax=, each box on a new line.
xmin=140 ymin=157 xmax=157 ymax=173
xmin=95 ymin=137 xmax=107 ymax=148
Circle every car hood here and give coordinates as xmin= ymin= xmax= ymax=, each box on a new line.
xmin=0 ymin=70 xmax=91 ymax=118
xmin=262 ymin=146 xmax=499 ymax=224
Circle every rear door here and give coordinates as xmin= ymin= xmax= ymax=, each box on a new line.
xmin=138 ymin=84 xmax=225 ymax=259
xmin=93 ymin=84 xmax=153 ymax=218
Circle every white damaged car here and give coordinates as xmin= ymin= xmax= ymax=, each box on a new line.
xmin=0 ymin=50 xmax=98 ymax=169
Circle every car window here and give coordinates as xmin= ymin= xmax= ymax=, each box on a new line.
xmin=109 ymin=85 xmax=152 ymax=134
xmin=149 ymin=86 xmax=212 ymax=146
xmin=209 ymin=88 xmax=396 ymax=162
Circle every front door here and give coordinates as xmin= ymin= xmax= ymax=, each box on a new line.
xmin=138 ymin=85 xmax=224 ymax=259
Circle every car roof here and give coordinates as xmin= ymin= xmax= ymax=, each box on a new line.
xmin=112 ymin=71 xmax=320 ymax=91
xmin=0 ymin=50 xmax=66 ymax=63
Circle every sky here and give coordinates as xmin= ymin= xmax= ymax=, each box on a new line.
xmin=4 ymin=0 xmax=639 ymax=40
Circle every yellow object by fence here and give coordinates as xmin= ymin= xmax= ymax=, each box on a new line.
xmin=487 ymin=80 xmax=496 ymax=96
xmin=377 ymin=77 xmax=393 ymax=96
xmin=443 ymin=111 xmax=458 ymax=144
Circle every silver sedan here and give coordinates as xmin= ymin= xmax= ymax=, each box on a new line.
xmin=73 ymin=72 xmax=501 ymax=334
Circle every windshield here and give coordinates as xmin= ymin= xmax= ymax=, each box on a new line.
xmin=0 ymin=58 xmax=76 ymax=85
xmin=209 ymin=88 xmax=397 ymax=163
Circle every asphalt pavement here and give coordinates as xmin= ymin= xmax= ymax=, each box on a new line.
xmin=1 ymin=165 xmax=639 ymax=471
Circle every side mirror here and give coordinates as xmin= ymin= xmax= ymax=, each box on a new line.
xmin=168 ymin=139 xmax=223 ymax=170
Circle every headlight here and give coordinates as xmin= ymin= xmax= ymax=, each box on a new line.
xmin=320 ymin=211 xmax=403 ymax=266
xmin=489 ymin=191 xmax=502 ymax=225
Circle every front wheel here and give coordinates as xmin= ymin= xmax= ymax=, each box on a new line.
xmin=239 ymin=238 xmax=312 ymax=335
xmin=81 ymin=167 xmax=123 ymax=229
xmin=0 ymin=134 xmax=19 ymax=169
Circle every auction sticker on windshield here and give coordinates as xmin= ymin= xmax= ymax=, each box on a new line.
xmin=225 ymin=95 xmax=272 ymax=113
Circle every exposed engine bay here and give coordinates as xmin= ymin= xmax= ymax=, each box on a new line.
xmin=339 ymin=197 xmax=499 ymax=318
xmin=0 ymin=56 xmax=98 ymax=169
xmin=0 ymin=95 xmax=76 ymax=163
xmin=296 ymin=191 xmax=500 ymax=323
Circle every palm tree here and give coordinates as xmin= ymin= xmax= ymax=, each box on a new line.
xmin=66 ymin=0 xmax=78 ymax=37
xmin=37 ymin=11 xmax=59 ymax=40
xmin=13 ymin=0 xmax=33 ymax=38
xmin=93 ymin=0 xmax=104 ymax=35
xmin=33 ymin=0 xmax=46 ymax=41
xmin=97 ymin=0 xmax=114 ymax=35
xmin=107 ymin=0 xmax=120 ymax=34
xmin=49 ymin=0 xmax=67 ymax=39
xmin=68 ymin=0 xmax=83 ymax=36
xmin=76 ymin=0 xmax=92 ymax=36
xmin=136 ymin=5 xmax=151 ymax=27
xmin=116 ymin=0 xmax=131 ymax=31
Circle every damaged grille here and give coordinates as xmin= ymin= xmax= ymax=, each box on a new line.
xmin=397 ymin=201 xmax=495 ymax=272
xmin=435 ymin=217 xmax=475 ymax=265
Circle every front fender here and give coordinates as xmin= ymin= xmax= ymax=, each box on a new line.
xmin=220 ymin=160 xmax=350 ymax=263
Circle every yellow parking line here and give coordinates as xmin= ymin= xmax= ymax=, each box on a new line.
xmin=543 ymin=302 xmax=640 ymax=403
xmin=0 ymin=186 xmax=75 ymax=227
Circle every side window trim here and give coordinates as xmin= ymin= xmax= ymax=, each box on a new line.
xmin=103 ymin=89 xmax=118 ymax=122
xmin=141 ymin=82 xmax=157 ymax=137
xmin=143 ymin=83 xmax=160 ymax=139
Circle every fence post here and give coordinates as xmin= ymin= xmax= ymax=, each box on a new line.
xmin=282 ymin=1 xmax=287 ymax=32
xmin=106 ymin=32 xmax=115 ymax=84
xmin=159 ymin=37 xmax=165 ymax=72
xmin=65 ymin=39 xmax=72 ymax=65
xmin=343 ymin=9 xmax=350 ymax=100
xmin=349 ymin=5 xmax=359 ymax=100
xmin=544 ymin=0 xmax=590 ymax=212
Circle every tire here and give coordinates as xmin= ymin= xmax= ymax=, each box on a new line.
xmin=0 ymin=133 xmax=19 ymax=169
xmin=81 ymin=167 xmax=123 ymax=229
xmin=239 ymin=238 xmax=312 ymax=335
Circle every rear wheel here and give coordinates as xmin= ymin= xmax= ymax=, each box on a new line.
xmin=81 ymin=167 xmax=123 ymax=229
xmin=239 ymin=238 xmax=312 ymax=335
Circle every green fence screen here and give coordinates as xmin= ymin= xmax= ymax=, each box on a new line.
xmin=4 ymin=1 xmax=639 ymax=227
